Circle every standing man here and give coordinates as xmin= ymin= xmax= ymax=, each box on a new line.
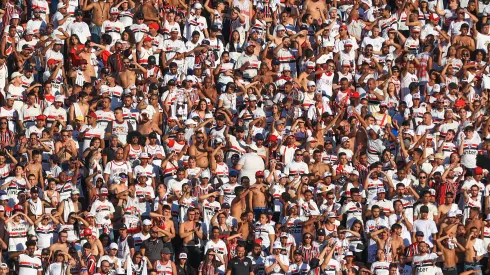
xmin=226 ymin=244 xmax=253 ymax=275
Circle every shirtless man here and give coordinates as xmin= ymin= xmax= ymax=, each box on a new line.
xmin=150 ymin=205 xmax=176 ymax=243
xmin=452 ymin=23 xmax=476 ymax=51
xmin=82 ymin=228 xmax=104 ymax=257
xmin=304 ymin=0 xmax=327 ymax=22
xmin=81 ymin=0 xmax=112 ymax=38
xmin=230 ymin=186 xmax=248 ymax=220
xmin=308 ymin=149 xmax=330 ymax=180
xmin=69 ymin=92 xmax=90 ymax=124
xmin=55 ymin=129 xmax=79 ymax=163
xmin=189 ymin=132 xmax=209 ymax=168
xmin=69 ymin=59 xmax=94 ymax=87
xmin=387 ymin=224 xmax=405 ymax=261
xmin=137 ymin=109 xmax=160 ymax=136
xmin=117 ymin=57 xmax=147 ymax=88
xmin=465 ymin=207 xmax=483 ymax=234
xmin=179 ymin=208 xmax=203 ymax=264
xmin=25 ymin=151 xmax=44 ymax=187
xmin=464 ymin=227 xmax=485 ymax=273
xmin=436 ymin=234 xmax=465 ymax=275
xmin=49 ymin=230 xmax=70 ymax=254
xmin=141 ymin=0 xmax=160 ymax=24
xmin=248 ymin=173 xmax=268 ymax=220
xmin=440 ymin=212 xmax=459 ymax=237
xmin=437 ymin=192 xmax=457 ymax=222
xmin=370 ymin=227 xmax=390 ymax=257
xmin=237 ymin=211 xmax=254 ymax=242
xmin=78 ymin=44 xmax=97 ymax=79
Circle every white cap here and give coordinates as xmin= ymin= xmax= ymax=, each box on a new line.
xmin=306 ymin=136 xmax=317 ymax=143
xmin=248 ymin=94 xmax=257 ymax=101
xmin=328 ymin=212 xmax=337 ymax=218
xmin=272 ymin=243 xmax=283 ymax=249
xmin=404 ymin=129 xmax=415 ymax=137
xmin=110 ymin=7 xmax=120 ymax=14
xmin=248 ymin=144 xmax=259 ymax=151
xmin=200 ymin=170 xmax=211 ymax=179
xmin=11 ymin=13 xmax=19 ymax=19
xmin=185 ymin=119 xmax=197 ymax=125
xmin=26 ymin=30 xmax=34 ymax=35
xmin=142 ymin=219 xmax=152 ymax=225
xmin=139 ymin=152 xmax=150 ymax=159
xmin=0 ymin=206 xmax=4 ymax=211
xmin=109 ymin=243 xmax=118 ymax=249
xmin=341 ymin=136 xmax=350 ymax=143
xmin=432 ymin=84 xmax=440 ymax=93
xmin=11 ymin=72 xmax=23 ymax=79
xmin=350 ymin=170 xmax=359 ymax=176
xmin=486 ymin=214 xmax=490 ymax=221
xmin=179 ymin=252 xmax=188 ymax=259
xmin=276 ymin=25 xmax=286 ymax=31
xmin=448 ymin=211 xmax=457 ymax=218
xmin=100 ymin=86 xmax=109 ymax=94
xmin=0 ymin=195 xmax=7 ymax=201
xmin=185 ymin=75 xmax=195 ymax=82
xmin=115 ymin=268 xmax=126 ymax=275
xmin=55 ymin=95 xmax=64 ymax=102
xmin=307 ymin=81 xmax=316 ymax=87
xmin=57 ymin=2 xmax=66 ymax=9
xmin=194 ymin=3 xmax=203 ymax=9
xmin=377 ymin=187 xmax=386 ymax=193
xmin=306 ymin=61 xmax=315 ymax=68
xmin=66 ymin=125 xmax=74 ymax=131
xmin=323 ymin=172 xmax=332 ymax=178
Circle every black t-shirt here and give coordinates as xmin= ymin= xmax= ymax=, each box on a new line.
xmin=227 ymin=256 xmax=252 ymax=275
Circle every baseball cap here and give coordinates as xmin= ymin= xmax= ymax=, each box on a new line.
xmin=71 ymin=189 xmax=80 ymax=195
xmin=0 ymin=195 xmax=8 ymax=201
xmin=429 ymin=13 xmax=440 ymax=21
xmin=294 ymin=249 xmax=302 ymax=255
xmin=273 ymin=243 xmax=283 ymax=249
xmin=139 ymin=152 xmax=150 ymax=159
xmin=317 ymin=229 xmax=326 ymax=236
xmin=222 ymin=203 xmax=231 ymax=209
xmin=142 ymin=219 xmax=152 ymax=226
xmin=100 ymin=188 xmax=109 ymax=195
xmin=307 ymin=81 xmax=316 ymax=87
xmin=110 ymin=7 xmax=120 ymax=14
xmin=83 ymin=228 xmax=92 ymax=237
xmin=110 ymin=243 xmax=118 ymax=250
xmin=447 ymin=211 xmax=456 ymax=218
xmin=161 ymin=247 xmax=172 ymax=254
xmin=415 ymin=231 xmax=424 ymax=236
xmin=412 ymin=26 xmax=421 ymax=32
xmin=179 ymin=253 xmax=187 ymax=259
xmin=475 ymin=167 xmax=483 ymax=175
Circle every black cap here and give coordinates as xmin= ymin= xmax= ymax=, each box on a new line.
xmin=119 ymin=224 xmax=128 ymax=230
xmin=149 ymin=132 xmax=158 ymax=139
xmin=317 ymin=229 xmax=326 ymax=236
xmin=272 ymin=59 xmax=280 ymax=65
xmin=149 ymin=83 xmax=159 ymax=90
xmin=167 ymin=79 xmax=176 ymax=86
xmin=265 ymin=209 xmax=273 ymax=215
xmin=201 ymin=40 xmax=211 ymax=45
xmin=101 ymin=67 xmax=110 ymax=74
xmin=25 ymin=64 xmax=34 ymax=72
xmin=210 ymin=25 xmax=219 ymax=32
xmin=135 ymin=13 xmax=144 ymax=19
xmin=420 ymin=205 xmax=429 ymax=213
xmin=75 ymin=9 xmax=83 ymax=16
xmin=408 ymin=82 xmax=419 ymax=91
xmin=448 ymin=82 xmax=458 ymax=89
xmin=222 ymin=203 xmax=231 ymax=208
xmin=216 ymin=114 xmax=226 ymax=121
xmin=415 ymin=231 xmax=424 ymax=236
xmin=148 ymin=55 xmax=156 ymax=65
xmin=293 ymin=249 xmax=302 ymax=255
xmin=31 ymin=187 xmax=39 ymax=193
xmin=235 ymin=126 xmax=245 ymax=132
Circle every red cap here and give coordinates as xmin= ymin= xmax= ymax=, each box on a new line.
xmin=47 ymin=59 xmax=61 ymax=66
xmin=454 ymin=99 xmax=466 ymax=107
xmin=14 ymin=204 xmax=23 ymax=211
xmin=475 ymin=167 xmax=483 ymax=175
xmin=254 ymin=239 xmax=263 ymax=245
xmin=429 ymin=13 xmax=440 ymax=21
xmin=351 ymin=91 xmax=360 ymax=98
xmin=36 ymin=114 xmax=47 ymax=120
xmin=269 ymin=135 xmax=278 ymax=142
xmin=83 ymin=228 xmax=92 ymax=237
xmin=148 ymin=23 xmax=159 ymax=30
xmin=339 ymin=24 xmax=348 ymax=30
xmin=255 ymin=171 xmax=265 ymax=177
xmin=144 ymin=36 xmax=153 ymax=42
xmin=88 ymin=112 xmax=97 ymax=119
